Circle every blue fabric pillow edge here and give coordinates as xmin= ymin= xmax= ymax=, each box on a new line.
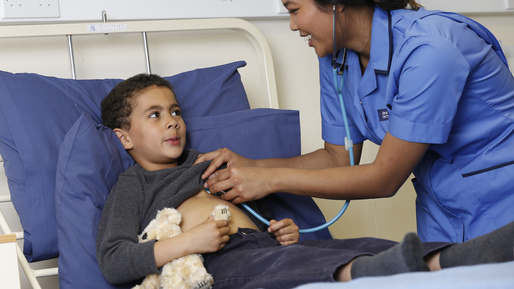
xmin=55 ymin=113 xmax=133 ymax=289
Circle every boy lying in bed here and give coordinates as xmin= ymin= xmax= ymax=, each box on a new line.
xmin=96 ymin=73 xmax=514 ymax=289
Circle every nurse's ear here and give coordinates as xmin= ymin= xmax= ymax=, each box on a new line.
xmin=332 ymin=2 xmax=345 ymax=14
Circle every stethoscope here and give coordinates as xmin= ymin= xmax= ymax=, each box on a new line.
xmin=210 ymin=3 xmax=353 ymax=234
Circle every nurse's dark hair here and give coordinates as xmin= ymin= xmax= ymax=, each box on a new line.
xmin=316 ymin=0 xmax=422 ymax=11
xmin=101 ymin=73 xmax=176 ymax=130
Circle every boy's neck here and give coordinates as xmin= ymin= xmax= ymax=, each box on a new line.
xmin=132 ymin=156 xmax=180 ymax=172
xmin=132 ymin=149 xmax=189 ymax=171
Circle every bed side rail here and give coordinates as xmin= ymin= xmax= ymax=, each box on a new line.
xmin=0 ymin=156 xmax=58 ymax=289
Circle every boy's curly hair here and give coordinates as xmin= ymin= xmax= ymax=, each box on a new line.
xmin=101 ymin=74 xmax=175 ymax=130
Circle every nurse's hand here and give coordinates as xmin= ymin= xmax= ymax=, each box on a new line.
xmin=203 ymin=166 xmax=272 ymax=204
xmin=196 ymin=148 xmax=256 ymax=180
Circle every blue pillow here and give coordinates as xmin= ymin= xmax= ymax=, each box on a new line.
xmin=184 ymin=108 xmax=301 ymax=159
xmin=55 ymin=113 xmax=134 ymax=289
xmin=168 ymin=62 xmax=249 ymax=119
xmin=0 ymin=61 xmax=249 ymax=262
xmin=55 ymin=108 xmax=329 ymax=289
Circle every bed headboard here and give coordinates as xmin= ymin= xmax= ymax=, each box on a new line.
xmin=0 ymin=18 xmax=279 ymax=109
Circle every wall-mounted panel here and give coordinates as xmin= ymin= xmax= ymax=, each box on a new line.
xmin=1 ymin=0 xmax=288 ymax=22
xmin=2 ymin=0 xmax=513 ymax=23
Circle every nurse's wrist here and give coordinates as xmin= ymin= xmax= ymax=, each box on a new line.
xmin=266 ymin=167 xmax=298 ymax=196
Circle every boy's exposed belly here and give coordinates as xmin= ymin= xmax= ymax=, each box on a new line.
xmin=176 ymin=189 xmax=260 ymax=235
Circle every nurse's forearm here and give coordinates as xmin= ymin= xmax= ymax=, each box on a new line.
xmin=254 ymin=142 xmax=362 ymax=170
xmin=253 ymin=149 xmax=337 ymax=169
xmin=267 ymin=164 xmax=401 ymax=200
xmin=266 ymin=134 xmax=428 ymax=200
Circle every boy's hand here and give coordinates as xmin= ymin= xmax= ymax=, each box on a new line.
xmin=268 ymin=218 xmax=299 ymax=246
xmin=184 ymin=215 xmax=230 ymax=254
xmin=154 ymin=216 xmax=230 ymax=268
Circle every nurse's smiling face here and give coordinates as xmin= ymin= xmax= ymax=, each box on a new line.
xmin=282 ymin=0 xmax=335 ymax=58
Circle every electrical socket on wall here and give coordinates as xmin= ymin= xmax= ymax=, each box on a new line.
xmin=3 ymin=0 xmax=60 ymax=19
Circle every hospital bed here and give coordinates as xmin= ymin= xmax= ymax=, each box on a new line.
xmin=0 ymin=16 xmax=512 ymax=289
xmin=0 ymin=16 xmax=332 ymax=289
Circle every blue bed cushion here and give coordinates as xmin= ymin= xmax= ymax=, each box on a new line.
xmin=55 ymin=113 xmax=134 ymax=289
xmin=0 ymin=61 xmax=249 ymax=262
xmin=185 ymin=108 xmax=301 ymax=159
xmin=293 ymin=261 xmax=514 ymax=289
xmin=56 ymin=108 xmax=330 ymax=289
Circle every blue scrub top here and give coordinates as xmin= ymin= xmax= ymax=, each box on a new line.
xmin=319 ymin=6 xmax=514 ymax=242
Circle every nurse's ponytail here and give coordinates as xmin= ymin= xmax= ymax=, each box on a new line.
xmin=316 ymin=0 xmax=422 ymax=11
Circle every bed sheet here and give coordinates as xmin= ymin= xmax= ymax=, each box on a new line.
xmin=295 ymin=261 xmax=514 ymax=289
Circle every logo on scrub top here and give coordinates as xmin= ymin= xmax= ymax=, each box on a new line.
xmin=378 ymin=109 xmax=389 ymax=121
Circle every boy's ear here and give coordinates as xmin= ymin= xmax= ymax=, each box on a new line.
xmin=114 ymin=128 xmax=133 ymax=150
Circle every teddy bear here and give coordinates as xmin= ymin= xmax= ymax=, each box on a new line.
xmin=132 ymin=204 xmax=231 ymax=289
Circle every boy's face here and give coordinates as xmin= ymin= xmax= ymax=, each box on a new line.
xmin=115 ymin=86 xmax=186 ymax=171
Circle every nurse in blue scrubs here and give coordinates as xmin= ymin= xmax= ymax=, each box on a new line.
xmin=199 ymin=0 xmax=514 ymax=243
